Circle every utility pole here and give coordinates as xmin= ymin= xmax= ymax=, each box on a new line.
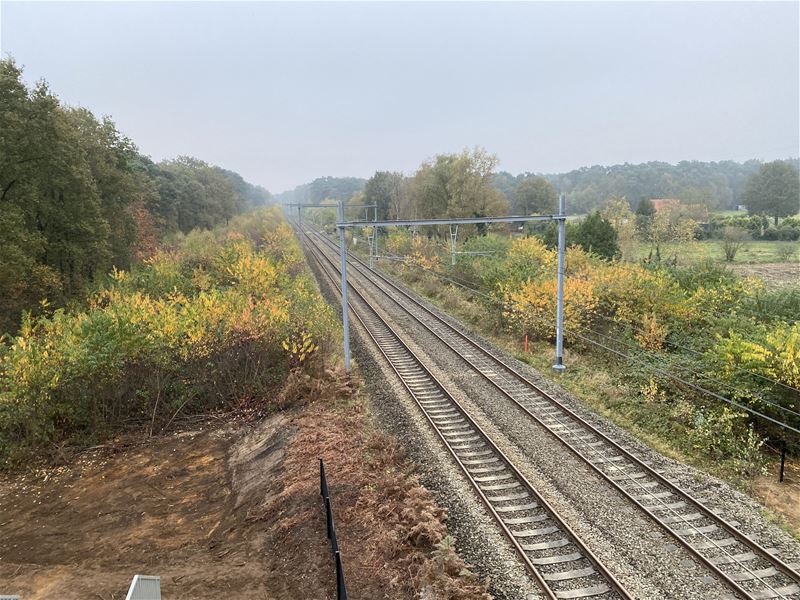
xmin=553 ymin=192 xmax=566 ymax=372
xmin=337 ymin=201 xmax=351 ymax=370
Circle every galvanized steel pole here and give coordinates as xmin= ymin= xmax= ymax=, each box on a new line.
xmin=368 ymin=229 xmax=375 ymax=269
xmin=450 ymin=225 xmax=458 ymax=266
xmin=337 ymin=201 xmax=351 ymax=370
xmin=332 ymin=211 xmax=568 ymax=372
xmin=553 ymin=193 xmax=567 ymax=372
xmin=373 ymin=205 xmax=378 ymax=265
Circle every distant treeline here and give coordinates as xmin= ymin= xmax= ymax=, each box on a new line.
xmin=0 ymin=58 xmax=271 ymax=333
xmin=279 ymin=158 xmax=800 ymax=217
xmin=275 ymin=176 xmax=366 ymax=206
xmin=498 ymin=159 xmax=800 ymax=214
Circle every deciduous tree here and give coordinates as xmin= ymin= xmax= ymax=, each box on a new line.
xmin=600 ymin=195 xmax=636 ymax=258
xmin=411 ymin=147 xmax=508 ymax=224
xmin=512 ymin=176 xmax=557 ymax=215
xmin=0 ymin=57 xmax=271 ymax=335
xmin=743 ymin=161 xmax=800 ymax=225
xmin=363 ymin=171 xmax=410 ymax=220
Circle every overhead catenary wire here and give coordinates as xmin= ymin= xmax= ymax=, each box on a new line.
xmin=586 ymin=310 xmax=800 ymax=396
xmin=349 ymin=241 xmax=800 ymax=435
xmin=676 ymin=297 xmax=800 ymax=328
xmin=570 ymin=329 xmax=800 ymax=436
xmin=315 ymin=222 xmax=800 ymax=427
xmin=375 ymin=244 xmax=800 ymax=398
xmin=352 ymin=212 xmax=800 ymax=327
xmin=573 ymin=323 xmax=800 ymax=421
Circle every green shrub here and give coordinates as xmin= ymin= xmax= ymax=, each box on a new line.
xmin=450 ymin=233 xmax=511 ymax=291
xmin=573 ymin=212 xmax=620 ymax=260
xmin=687 ymin=406 xmax=766 ymax=476
xmin=743 ymin=288 xmax=800 ymax=323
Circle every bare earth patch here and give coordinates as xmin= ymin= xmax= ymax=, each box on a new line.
xmin=0 ymin=416 xmax=283 ymax=599
xmin=0 ymin=370 xmax=489 ymax=599
xmin=253 ymin=374 xmax=490 ymax=600
xmin=729 ymin=262 xmax=800 ymax=289
xmin=752 ymin=460 xmax=800 ymax=538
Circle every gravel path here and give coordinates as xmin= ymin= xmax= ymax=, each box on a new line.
xmin=301 ymin=230 xmax=800 ymax=599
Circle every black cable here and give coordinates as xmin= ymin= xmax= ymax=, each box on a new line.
xmin=382 ymin=249 xmax=800 ymax=396
xmin=375 ymin=248 xmax=800 ymax=431
xmin=585 ymin=311 xmax=800 ymax=395
xmin=573 ymin=324 xmax=800 ymax=421
xmin=571 ymin=330 xmax=800 ymax=436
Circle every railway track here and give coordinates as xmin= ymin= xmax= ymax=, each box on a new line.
xmin=299 ymin=222 xmax=633 ymax=600
xmin=301 ymin=222 xmax=800 ymax=600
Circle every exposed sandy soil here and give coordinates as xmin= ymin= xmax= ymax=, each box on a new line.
xmin=0 ymin=370 xmax=489 ymax=600
xmin=729 ymin=262 xmax=800 ymax=289
xmin=0 ymin=414 xmax=296 ymax=599
xmin=752 ymin=459 xmax=800 ymax=538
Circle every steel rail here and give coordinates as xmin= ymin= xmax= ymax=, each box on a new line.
xmin=302 ymin=222 xmax=800 ymax=600
xmin=299 ymin=223 xmax=634 ymax=600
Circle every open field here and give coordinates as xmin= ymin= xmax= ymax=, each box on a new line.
xmin=627 ymin=239 xmax=799 ymax=265
xmin=712 ymin=210 xmax=749 ymax=218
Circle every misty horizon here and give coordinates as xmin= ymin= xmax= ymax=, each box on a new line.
xmin=2 ymin=1 xmax=798 ymax=194
xmin=274 ymin=154 xmax=800 ymax=197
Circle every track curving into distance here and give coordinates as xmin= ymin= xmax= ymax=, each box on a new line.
xmin=299 ymin=222 xmax=633 ymax=600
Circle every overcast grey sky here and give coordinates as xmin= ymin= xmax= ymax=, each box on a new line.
xmin=1 ymin=1 xmax=798 ymax=192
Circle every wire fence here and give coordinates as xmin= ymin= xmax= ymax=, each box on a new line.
xmin=320 ymin=459 xmax=348 ymax=600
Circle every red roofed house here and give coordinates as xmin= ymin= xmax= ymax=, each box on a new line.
xmin=650 ymin=198 xmax=681 ymax=213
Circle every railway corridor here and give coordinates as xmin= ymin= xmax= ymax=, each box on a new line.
xmin=297 ymin=221 xmax=800 ymax=600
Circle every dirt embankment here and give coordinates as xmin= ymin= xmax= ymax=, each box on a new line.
xmin=0 ymin=370 xmax=489 ymax=599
